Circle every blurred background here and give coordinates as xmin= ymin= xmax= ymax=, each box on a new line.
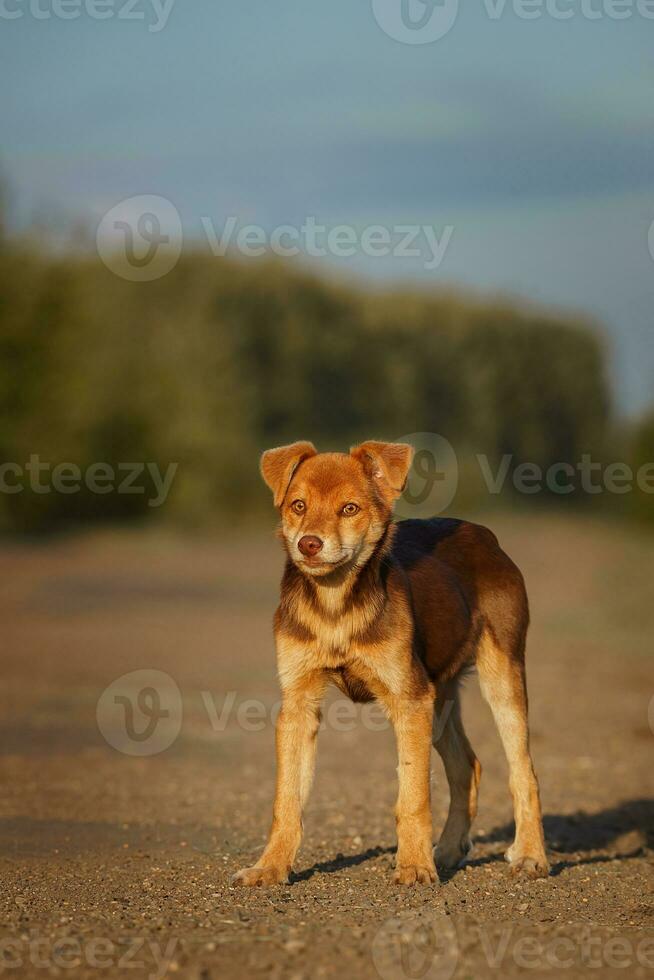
xmin=1 ymin=5 xmax=653 ymax=978
xmin=1 ymin=0 xmax=653 ymax=531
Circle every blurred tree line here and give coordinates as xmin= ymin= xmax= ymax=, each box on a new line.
xmin=0 ymin=234 xmax=651 ymax=532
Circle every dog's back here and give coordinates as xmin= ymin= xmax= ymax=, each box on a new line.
xmin=391 ymin=517 xmax=529 ymax=683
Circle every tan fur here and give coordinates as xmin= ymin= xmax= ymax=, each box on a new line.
xmin=233 ymin=442 xmax=548 ymax=887
xmin=476 ymin=629 xmax=548 ymax=873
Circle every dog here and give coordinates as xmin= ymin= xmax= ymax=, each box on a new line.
xmin=233 ymin=440 xmax=548 ymax=886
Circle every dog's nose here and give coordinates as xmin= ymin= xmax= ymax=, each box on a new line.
xmin=298 ymin=535 xmax=323 ymax=558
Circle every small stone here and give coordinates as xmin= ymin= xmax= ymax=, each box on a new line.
xmin=284 ymin=940 xmax=305 ymax=955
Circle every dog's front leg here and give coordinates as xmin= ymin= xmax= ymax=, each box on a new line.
xmin=233 ymin=671 xmax=325 ymax=886
xmin=389 ymin=693 xmax=437 ymax=885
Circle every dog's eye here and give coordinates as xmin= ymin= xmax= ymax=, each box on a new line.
xmin=290 ymin=500 xmax=306 ymax=515
xmin=341 ymin=503 xmax=360 ymax=516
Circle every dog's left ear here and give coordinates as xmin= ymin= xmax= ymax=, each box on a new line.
xmin=260 ymin=441 xmax=317 ymax=507
xmin=350 ymin=441 xmax=414 ymax=502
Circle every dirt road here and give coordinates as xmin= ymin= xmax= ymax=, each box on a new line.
xmin=1 ymin=514 xmax=652 ymax=978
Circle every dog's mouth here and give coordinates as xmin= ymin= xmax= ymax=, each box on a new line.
xmin=296 ymin=553 xmax=352 ymax=575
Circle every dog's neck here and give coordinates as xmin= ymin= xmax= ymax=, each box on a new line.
xmin=283 ymin=522 xmax=396 ymax=617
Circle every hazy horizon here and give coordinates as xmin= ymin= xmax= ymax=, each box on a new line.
xmin=2 ymin=0 xmax=653 ymax=414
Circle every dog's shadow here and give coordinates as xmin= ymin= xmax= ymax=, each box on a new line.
xmin=293 ymin=798 xmax=653 ymax=883
xmin=475 ymin=797 xmax=653 ymax=878
xmin=291 ymin=845 xmax=395 ymax=883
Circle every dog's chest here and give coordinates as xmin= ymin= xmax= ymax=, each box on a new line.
xmin=309 ymin=588 xmax=386 ymax=658
xmin=277 ymin=588 xmax=410 ymax=699
xmin=313 ymin=612 xmax=359 ymax=659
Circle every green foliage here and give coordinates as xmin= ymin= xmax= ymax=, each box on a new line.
xmin=0 ymin=244 xmax=616 ymax=532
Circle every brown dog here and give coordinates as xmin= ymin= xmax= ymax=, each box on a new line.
xmin=233 ymin=441 xmax=548 ymax=886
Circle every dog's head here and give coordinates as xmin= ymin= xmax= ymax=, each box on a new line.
xmin=260 ymin=441 xmax=414 ymax=576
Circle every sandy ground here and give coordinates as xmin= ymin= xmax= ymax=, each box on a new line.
xmin=0 ymin=513 xmax=653 ymax=979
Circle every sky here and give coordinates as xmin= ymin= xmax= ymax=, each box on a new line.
xmin=1 ymin=0 xmax=653 ymax=414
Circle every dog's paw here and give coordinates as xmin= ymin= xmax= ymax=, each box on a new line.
xmin=231 ymin=865 xmax=289 ymax=887
xmin=506 ymin=854 xmax=550 ymax=878
xmin=435 ymin=835 xmax=472 ymax=870
xmin=393 ymin=864 xmax=437 ymax=886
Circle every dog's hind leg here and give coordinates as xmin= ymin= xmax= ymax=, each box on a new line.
xmin=476 ymin=628 xmax=549 ymax=877
xmin=432 ymin=677 xmax=481 ymax=870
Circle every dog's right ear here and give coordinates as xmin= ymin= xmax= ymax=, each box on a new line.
xmin=260 ymin=442 xmax=317 ymax=507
